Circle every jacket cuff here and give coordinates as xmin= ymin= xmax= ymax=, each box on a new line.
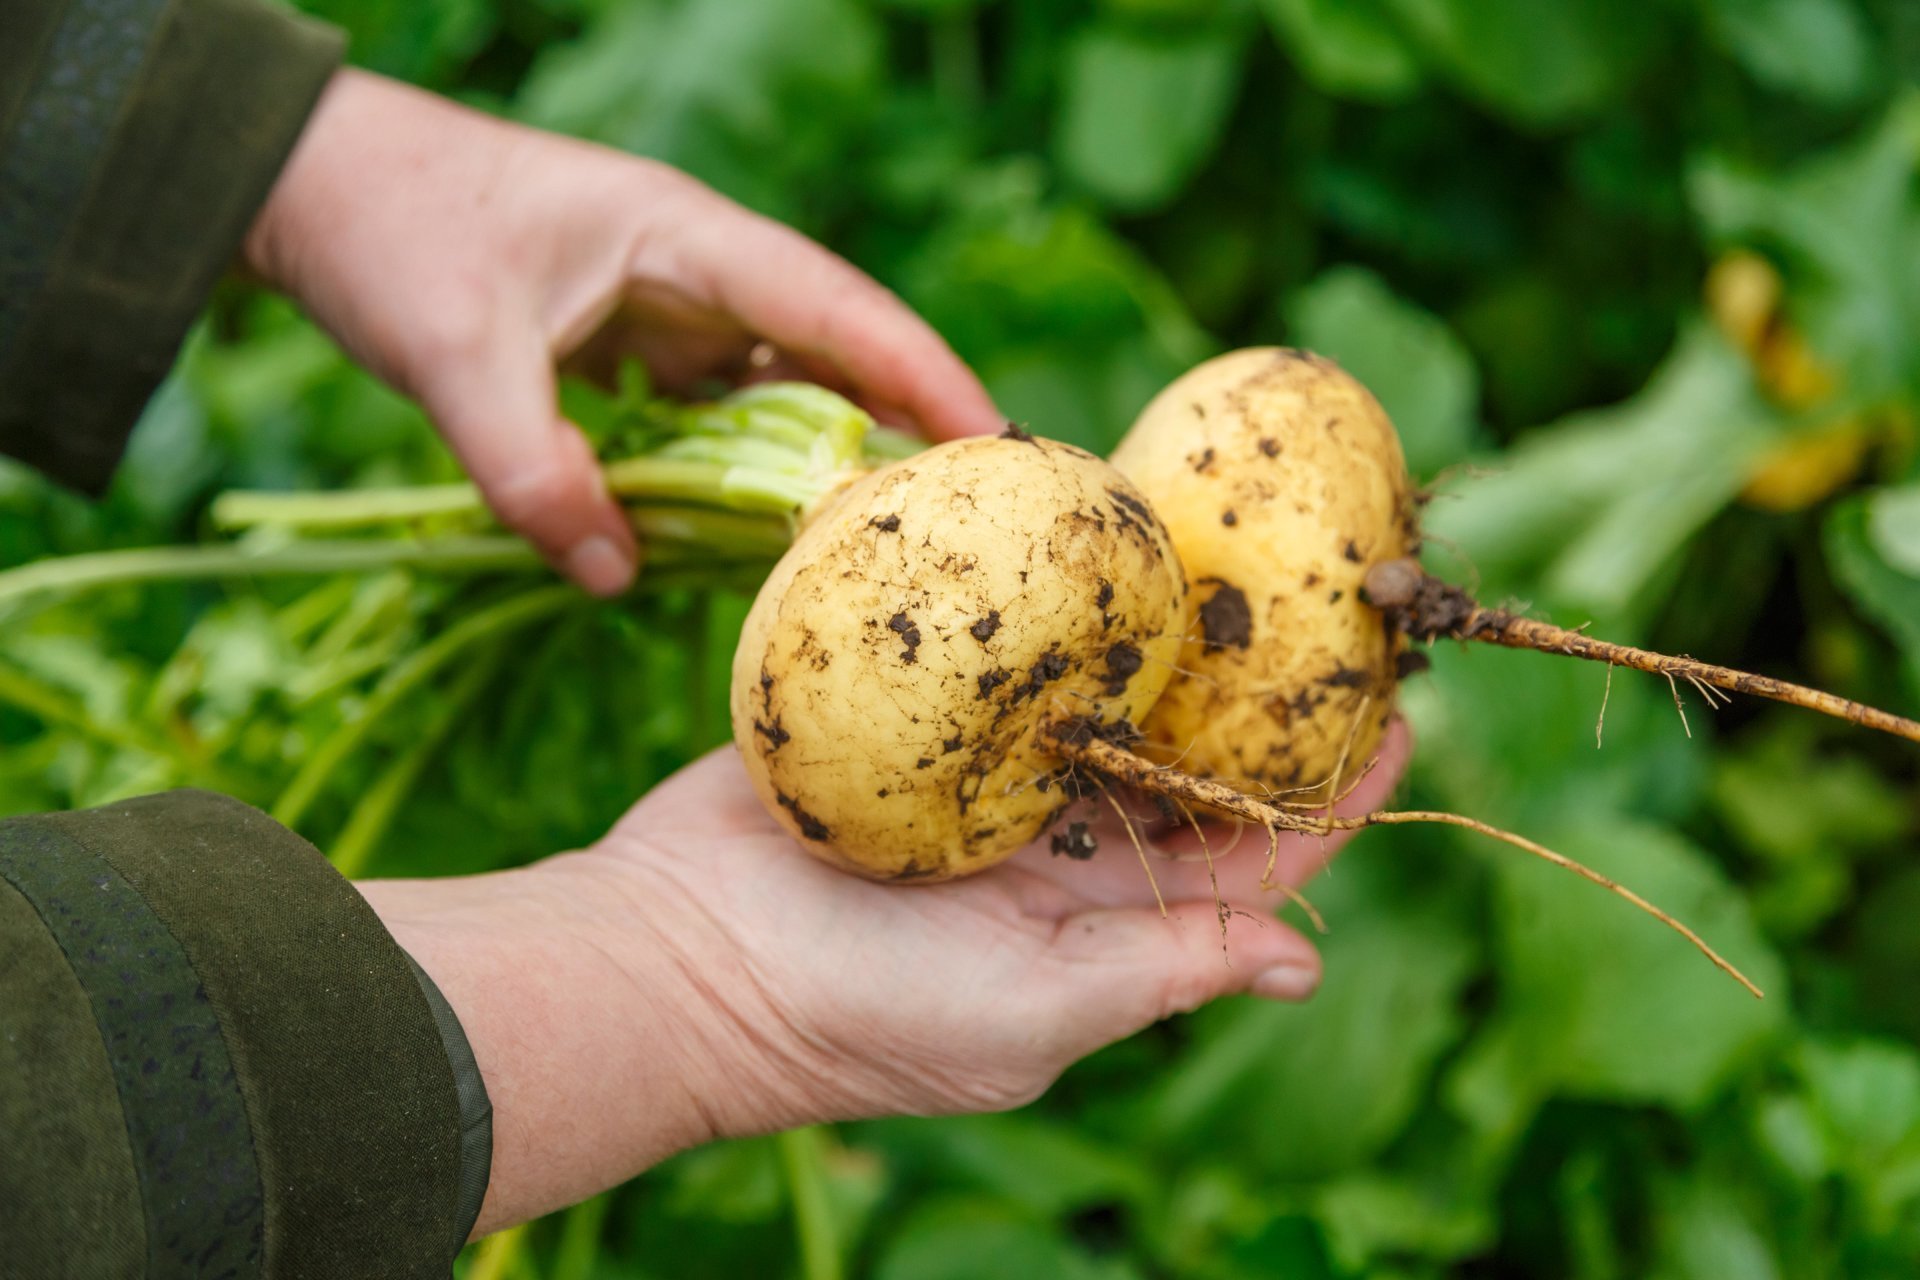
xmin=0 ymin=790 xmax=488 ymax=1276
xmin=0 ymin=0 xmax=344 ymax=493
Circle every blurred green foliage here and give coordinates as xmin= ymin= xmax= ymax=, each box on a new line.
xmin=5 ymin=0 xmax=1920 ymax=1274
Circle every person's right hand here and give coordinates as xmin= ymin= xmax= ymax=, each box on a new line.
xmin=362 ymin=723 xmax=1410 ymax=1235
xmin=245 ymin=69 xmax=1003 ymax=597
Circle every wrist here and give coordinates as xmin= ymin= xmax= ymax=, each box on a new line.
xmin=356 ymin=854 xmax=732 ymax=1233
xmin=241 ymin=66 xmax=354 ymax=289
xmin=562 ymin=845 xmax=853 ymax=1140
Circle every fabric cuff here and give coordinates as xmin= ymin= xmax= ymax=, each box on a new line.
xmin=0 ymin=0 xmax=344 ymax=492
xmin=0 ymin=790 xmax=482 ymax=1276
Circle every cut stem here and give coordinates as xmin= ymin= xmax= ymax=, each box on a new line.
xmin=1037 ymin=722 xmax=1762 ymax=999
xmin=1363 ymin=558 xmax=1920 ymax=745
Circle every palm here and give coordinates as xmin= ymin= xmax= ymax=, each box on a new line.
xmin=595 ymin=723 xmax=1410 ymax=1124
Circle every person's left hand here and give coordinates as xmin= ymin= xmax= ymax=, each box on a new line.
xmin=586 ymin=720 xmax=1415 ymax=1135
xmin=244 ymin=69 xmax=1004 ymax=597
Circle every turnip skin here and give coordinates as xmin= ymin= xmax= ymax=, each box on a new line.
xmin=731 ymin=434 xmax=1191 ymax=881
xmin=1110 ymin=348 xmax=1415 ymax=803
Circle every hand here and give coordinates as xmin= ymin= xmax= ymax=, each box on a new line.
xmin=244 ymin=69 xmax=1003 ymax=596
xmin=362 ymin=721 xmax=1409 ymax=1232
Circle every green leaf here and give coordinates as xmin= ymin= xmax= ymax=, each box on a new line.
xmin=662 ymin=1139 xmax=786 ymax=1223
xmin=864 ymin=1114 xmax=1151 ymax=1218
xmin=1824 ymin=494 xmax=1920 ymax=693
xmin=1312 ymin=1170 xmax=1497 ymax=1271
xmin=1711 ymin=723 xmax=1909 ymax=866
xmin=1384 ymin=0 xmax=1660 ymax=124
xmin=1696 ymin=0 xmax=1874 ymax=104
xmin=1691 ymin=92 xmax=1920 ymax=402
xmin=1650 ymin=1175 xmax=1782 ymax=1280
xmin=1422 ymin=324 xmax=1778 ymax=613
xmin=1145 ymin=852 xmax=1479 ymax=1180
xmin=1799 ymin=1038 xmax=1920 ymax=1169
xmin=1483 ymin=818 xmax=1785 ymax=1110
xmin=1867 ymin=483 xmax=1920 ymax=576
xmin=872 ymin=1197 xmax=1133 ymax=1280
xmin=1285 ymin=266 xmax=1480 ymax=475
xmin=517 ymin=0 xmax=881 ymax=220
xmin=1258 ymin=0 xmax=1423 ymax=101
xmin=1055 ymin=24 xmax=1246 ymax=210
xmin=1753 ymin=1091 xmax=1832 ymax=1182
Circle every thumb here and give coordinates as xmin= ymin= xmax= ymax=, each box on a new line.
xmin=1037 ymin=900 xmax=1322 ymax=1054
xmin=414 ymin=326 xmax=640 ymax=596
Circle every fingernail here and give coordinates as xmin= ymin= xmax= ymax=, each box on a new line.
xmin=566 ymin=536 xmax=635 ymax=596
xmin=1250 ymin=962 xmax=1320 ymax=1002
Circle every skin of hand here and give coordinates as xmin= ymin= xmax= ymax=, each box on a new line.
xmin=358 ymin=720 xmax=1410 ymax=1236
xmin=242 ymin=68 xmax=1005 ymax=596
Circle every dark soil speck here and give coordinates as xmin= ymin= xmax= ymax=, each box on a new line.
xmin=775 ymin=792 xmax=831 ymax=841
xmin=888 ymin=611 xmax=922 ymax=663
xmin=1051 ymin=822 xmax=1098 ymax=860
xmin=1017 ymin=649 xmax=1071 ymax=701
xmin=1198 ymin=583 xmax=1253 ymax=650
xmin=970 ymin=611 xmax=1002 ymax=642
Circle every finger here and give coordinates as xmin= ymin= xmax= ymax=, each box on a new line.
xmin=1033 ymin=900 xmax=1321 ymax=1056
xmin=682 ymin=207 xmax=1004 ymax=441
xmin=413 ymin=321 xmax=640 ymax=596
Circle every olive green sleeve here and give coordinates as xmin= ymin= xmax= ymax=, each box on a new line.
xmin=0 ymin=0 xmax=344 ymax=493
xmin=0 ymin=791 xmax=490 ymax=1278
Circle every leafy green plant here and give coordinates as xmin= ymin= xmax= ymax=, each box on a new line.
xmin=6 ymin=1 xmax=1920 ymax=1275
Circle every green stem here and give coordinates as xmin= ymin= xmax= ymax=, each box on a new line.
xmin=632 ymin=508 xmax=793 ymax=558
xmin=602 ymin=456 xmax=821 ymax=514
xmin=328 ymin=643 xmax=506 ymax=878
xmin=0 ymin=522 xmax=790 ymax=614
xmin=272 ymin=587 xmax=575 ymax=830
xmin=462 ymin=1223 xmax=531 ymax=1280
xmin=213 ymin=457 xmax=838 ymax=534
xmin=551 ymin=1193 xmax=614 ymax=1280
xmin=777 ymin=1127 xmax=843 ymax=1280
xmin=212 ymin=483 xmax=485 ymax=531
xmin=0 ymin=537 xmax=542 ymax=614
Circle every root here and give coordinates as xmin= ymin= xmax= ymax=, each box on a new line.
xmin=1097 ymin=785 xmax=1166 ymax=919
xmin=1173 ymin=798 xmax=1232 ymax=956
xmin=1596 ymin=663 xmax=1613 ymax=749
xmin=1363 ymin=558 xmax=1920 ymax=746
xmin=1037 ymin=720 xmax=1762 ymax=999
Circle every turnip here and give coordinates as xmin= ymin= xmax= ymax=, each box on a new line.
xmin=1108 ymin=348 xmax=1412 ymax=804
xmin=729 ymin=431 xmax=1189 ymax=881
xmin=1111 ymin=346 xmax=1920 ymax=772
